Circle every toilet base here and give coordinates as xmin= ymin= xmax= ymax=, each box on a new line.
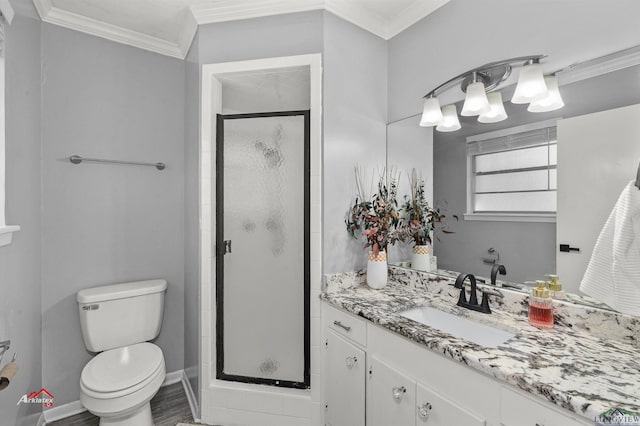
xmin=99 ymin=402 xmax=152 ymax=426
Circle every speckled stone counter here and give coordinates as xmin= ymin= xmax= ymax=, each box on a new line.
xmin=322 ymin=267 xmax=640 ymax=422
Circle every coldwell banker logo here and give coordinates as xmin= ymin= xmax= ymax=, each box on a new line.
xmin=595 ymin=408 xmax=640 ymax=426
xmin=17 ymin=388 xmax=54 ymax=407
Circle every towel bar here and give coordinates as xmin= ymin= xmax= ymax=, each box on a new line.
xmin=69 ymin=155 xmax=165 ymax=171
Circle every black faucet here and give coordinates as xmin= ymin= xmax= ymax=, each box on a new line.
xmin=454 ymin=273 xmax=502 ymax=314
xmin=490 ymin=264 xmax=507 ymax=286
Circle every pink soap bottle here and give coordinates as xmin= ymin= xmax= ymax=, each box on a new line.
xmin=528 ymin=281 xmax=553 ymax=329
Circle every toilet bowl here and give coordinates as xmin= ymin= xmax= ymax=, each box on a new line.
xmin=77 ymin=279 xmax=168 ymax=426
xmin=80 ymin=343 xmax=166 ymax=425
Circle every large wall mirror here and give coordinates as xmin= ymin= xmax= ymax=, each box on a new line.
xmin=387 ymin=48 xmax=640 ymax=310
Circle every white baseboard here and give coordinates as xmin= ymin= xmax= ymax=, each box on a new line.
xmin=181 ymin=370 xmax=200 ymax=422
xmin=36 ymin=413 xmax=45 ymax=426
xmin=43 ymin=369 xmax=186 ymax=424
xmin=163 ymin=369 xmax=184 ymax=386
xmin=43 ymin=400 xmax=85 ymax=424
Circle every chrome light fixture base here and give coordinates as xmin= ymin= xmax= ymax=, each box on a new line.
xmin=460 ymin=64 xmax=512 ymax=93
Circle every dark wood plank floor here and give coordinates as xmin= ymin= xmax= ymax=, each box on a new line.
xmin=48 ymin=382 xmax=196 ymax=426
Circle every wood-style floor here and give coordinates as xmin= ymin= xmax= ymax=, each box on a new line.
xmin=47 ymin=382 xmax=197 ymax=426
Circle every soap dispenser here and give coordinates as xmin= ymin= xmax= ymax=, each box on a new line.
xmin=545 ymin=274 xmax=565 ymax=300
xmin=529 ymin=281 xmax=553 ymax=329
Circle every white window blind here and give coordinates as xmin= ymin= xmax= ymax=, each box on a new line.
xmin=467 ymin=122 xmax=557 ymax=215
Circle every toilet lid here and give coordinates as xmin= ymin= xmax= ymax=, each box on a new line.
xmin=81 ymin=343 xmax=163 ymax=394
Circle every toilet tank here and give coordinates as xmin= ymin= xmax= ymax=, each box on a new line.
xmin=77 ymin=279 xmax=167 ymax=352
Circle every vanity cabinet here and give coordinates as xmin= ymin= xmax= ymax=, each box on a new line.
xmin=367 ymin=356 xmax=416 ymax=426
xmin=324 ymin=304 xmax=366 ymax=426
xmin=321 ymin=301 xmax=592 ymax=426
xmin=366 ymin=355 xmax=485 ymax=426
xmin=416 ymin=382 xmax=485 ymax=425
xmin=501 ymin=388 xmax=592 ymax=426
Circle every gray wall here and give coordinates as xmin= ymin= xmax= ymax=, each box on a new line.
xmin=184 ymin=30 xmax=200 ymax=409
xmin=40 ymin=24 xmax=186 ymax=407
xmin=387 ymin=0 xmax=640 ymax=283
xmin=322 ymin=12 xmax=388 ymax=273
xmin=197 ymin=11 xmax=323 ymax=64
xmin=0 ymin=12 xmax=43 ymax=425
xmin=194 ymin=10 xmax=388 ymax=274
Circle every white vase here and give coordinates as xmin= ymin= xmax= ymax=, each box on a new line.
xmin=411 ymin=245 xmax=431 ymax=272
xmin=366 ymin=250 xmax=388 ymax=289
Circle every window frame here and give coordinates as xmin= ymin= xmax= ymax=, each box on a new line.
xmin=464 ymin=119 xmax=558 ymax=223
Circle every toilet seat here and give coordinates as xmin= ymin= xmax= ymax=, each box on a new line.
xmin=81 ymin=343 xmax=164 ymax=399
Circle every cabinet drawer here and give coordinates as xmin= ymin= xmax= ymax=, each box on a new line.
xmin=501 ymin=387 xmax=588 ymax=426
xmin=324 ymin=303 xmax=367 ymax=346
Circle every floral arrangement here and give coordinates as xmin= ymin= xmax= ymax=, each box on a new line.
xmin=345 ymin=166 xmax=400 ymax=256
xmin=399 ymin=168 xmax=447 ymax=246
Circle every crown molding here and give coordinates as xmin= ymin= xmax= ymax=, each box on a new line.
xmin=31 ymin=0 xmax=449 ymax=58
xmin=323 ymin=0 xmax=386 ymax=39
xmin=385 ymin=0 xmax=449 ymax=39
xmin=190 ymin=0 xmax=324 ymax=25
xmin=33 ymin=0 xmax=193 ymax=59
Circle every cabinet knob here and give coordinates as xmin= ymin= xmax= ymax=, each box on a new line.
xmin=345 ymin=356 xmax=358 ymax=369
xmin=392 ymin=386 xmax=407 ymax=401
xmin=418 ymin=402 xmax=432 ymax=420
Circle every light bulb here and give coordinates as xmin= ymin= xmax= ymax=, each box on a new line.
xmin=461 ymin=81 xmax=491 ymax=116
xmin=528 ymin=75 xmax=565 ymax=112
xmin=436 ymin=104 xmax=461 ymax=132
xmin=419 ymin=97 xmax=443 ymax=127
xmin=512 ymin=61 xmax=549 ymax=104
xmin=478 ymin=91 xmax=508 ymax=123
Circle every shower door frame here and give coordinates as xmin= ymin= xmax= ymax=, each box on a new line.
xmin=215 ymin=110 xmax=311 ymax=390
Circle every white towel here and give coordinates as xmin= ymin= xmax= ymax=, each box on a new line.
xmin=580 ymin=181 xmax=640 ymax=316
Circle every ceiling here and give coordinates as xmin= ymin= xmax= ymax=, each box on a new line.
xmin=31 ymin=0 xmax=450 ymax=59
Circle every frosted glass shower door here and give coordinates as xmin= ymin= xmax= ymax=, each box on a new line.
xmin=216 ymin=111 xmax=310 ymax=389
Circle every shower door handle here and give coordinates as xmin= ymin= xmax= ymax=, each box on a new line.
xmin=223 ymin=240 xmax=232 ymax=255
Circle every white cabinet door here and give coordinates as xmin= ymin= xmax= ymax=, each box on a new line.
xmin=416 ymin=382 xmax=485 ymax=425
xmin=557 ymin=104 xmax=640 ymax=291
xmin=367 ymin=356 xmax=416 ymax=426
xmin=501 ymin=387 xmax=590 ymax=426
xmin=325 ymin=329 xmax=365 ymax=426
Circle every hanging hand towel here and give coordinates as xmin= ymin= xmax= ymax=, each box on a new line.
xmin=580 ymin=181 xmax=640 ymax=316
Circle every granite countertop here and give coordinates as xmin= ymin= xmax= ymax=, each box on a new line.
xmin=321 ymin=270 xmax=640 ymax=422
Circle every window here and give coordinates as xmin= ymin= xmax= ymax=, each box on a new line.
xmin=465 ymin=121 xmax=557 ymax=222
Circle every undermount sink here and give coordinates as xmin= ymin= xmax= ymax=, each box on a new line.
xmin=399 ymin=306 xmax=516 ymax=348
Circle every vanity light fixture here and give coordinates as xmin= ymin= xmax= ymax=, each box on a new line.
xmin=419 ymin=95 xmax=443 ymax=126
xmin=527 ymin=74 xmax=565 ymax=112
xmin=478 ymin=91 xmax=508 ymax=123
xmin=419 ymin=55 xmax=565 ymax=132
xmin=511 ymin=59 xmax=549 ymax=104
xmin=436 ymin=104 xmax=461 ymax=132
xmin=460 ymin=72 xmax=491 ymax=116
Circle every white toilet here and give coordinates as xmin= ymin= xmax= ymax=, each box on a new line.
xmin=77 ymin=279 xmax=168 ymax=426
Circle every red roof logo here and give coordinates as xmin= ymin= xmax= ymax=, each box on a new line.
xmin=27 ymin=388 xmax=54 ymax=399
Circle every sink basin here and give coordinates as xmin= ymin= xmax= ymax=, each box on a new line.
xmin=399 ymin=306 xmax=515 ymax=348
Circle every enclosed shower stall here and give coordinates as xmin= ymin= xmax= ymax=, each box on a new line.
xmin=200 ymin=55 xmax=322 ymax=425
xmin=216 ymin=109 xmax=310 ymax=388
